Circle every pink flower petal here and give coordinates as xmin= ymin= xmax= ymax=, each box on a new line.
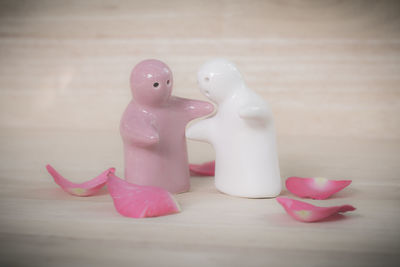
xmin=46 ymin=164 xmax=115 ymax=197
xmin=276 ymin=197 xmax=355 ymax=222
xmin=107 ymin=173 xmax=181 ymax=218
xmin=189 ymin=160 xmax=215 ymax=176
xmin=286 ymin=176 xmax=352 ymax=200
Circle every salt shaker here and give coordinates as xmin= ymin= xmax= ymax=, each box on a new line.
xmin=121 ymin=59 xmax=214 ymax=193
xmin=186 ymin=58 xmax=281 ymax=198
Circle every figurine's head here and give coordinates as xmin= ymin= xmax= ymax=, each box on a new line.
xmin=130 ymin=59 xmax=173 ymax=106
xmin=197 ymin=58 xmax=245 ymax=103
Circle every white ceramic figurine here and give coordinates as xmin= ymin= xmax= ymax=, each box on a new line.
xmin=186 ymin=58 xmax=281 ymax=198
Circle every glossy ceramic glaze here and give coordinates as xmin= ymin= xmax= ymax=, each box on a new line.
xmin=186 ymin=59 xmax=281 ymax=198
xmin=121 ymin=59 xmax=214 ymax=193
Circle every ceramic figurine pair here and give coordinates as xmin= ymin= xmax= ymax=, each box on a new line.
xmin=121 ymin=59 xmax=281 ymax=198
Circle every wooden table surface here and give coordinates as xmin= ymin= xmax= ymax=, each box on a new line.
xmin=0 ymin=1 xmax=399 ymax=266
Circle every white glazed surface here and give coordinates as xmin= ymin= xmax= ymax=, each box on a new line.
xmin=187 ymin=59 xmax=281 ymax=198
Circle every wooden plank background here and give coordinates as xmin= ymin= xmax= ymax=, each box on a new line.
xmin=0 ymin=1 xmax=399 ymax=266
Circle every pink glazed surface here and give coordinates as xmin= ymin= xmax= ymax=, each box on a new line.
xmin=120 ymin=59 xmax=213 ymax=193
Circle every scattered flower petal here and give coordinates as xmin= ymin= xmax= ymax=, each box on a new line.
xmin=107 ymin=173 xmax=181 ymax=218
xmin=189 ymin=160 xmax=215 ymax=176
xmin=46 ymin=164 xmax=115 ymax=197
xmin=286 ymin=176 xmax=352 ymax=200
xmin=276 ymin=197 xmax=355 ymax=222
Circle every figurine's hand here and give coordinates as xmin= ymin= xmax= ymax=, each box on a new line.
xmin=133 ymin=130 xmax=159 ymax=146
xmin=181 ymin=98 xmax=215 ymax=121
xmin=191 ymin=101 xmax=214 ymax=117
xmin=186 ymin=120 xmax=213 ymax=143
xmin=185 ymin=125 xmax=197 ymax=140
xmin=140 ymin=132 xmax=159 ymax=146
xmin=121 ymin=123 xmax=159 ymax=147
xmin=238 ymin=106 xmax=269 ymax=120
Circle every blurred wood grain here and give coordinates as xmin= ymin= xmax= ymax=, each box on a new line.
xmin=0 ymin=1 xmax=399 ymax=266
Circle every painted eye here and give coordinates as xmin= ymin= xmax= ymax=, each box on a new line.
xmin=204 ymin=77 xmax=210 ymax=82
xmin=166 ymin=80 xmax=170 ymax=85
xmin=153 ymin=82 xmax=159 ymax=88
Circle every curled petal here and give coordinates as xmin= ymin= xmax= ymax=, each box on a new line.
xmin=189 ymin=161 xmax=215 ymax=176
xmin=286 ymin=176 xmax=352 ymax=200
xmin=107 ymin=173 xmax=181 ymax=218
xmin=46 ymin=164 xmax=115 ymax=197
xmin=276 ymin=197 xmax=355 ymax=223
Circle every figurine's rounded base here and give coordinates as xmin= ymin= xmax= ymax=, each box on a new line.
xmin=215 ymin=185 xmax=281 ymax=199
xmin=173 ymin=187 xmax=190 ymax=194
xmin=124 ymin=177 xmax=190 ymax=195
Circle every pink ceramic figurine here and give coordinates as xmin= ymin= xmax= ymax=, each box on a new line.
xmin=120 ymin=59 xmax=214 ymax=193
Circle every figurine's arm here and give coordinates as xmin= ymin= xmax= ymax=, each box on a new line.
xmin=120 ymin=111 xmax=159 ymax=146
xmin=238 ymin=105 xmax=270 ymax=120
xmin=186 ymin=118 xmax=215 ymax=143
xmin=176 ymin=97 xmax=215 ymax=121
xmin=122 ymin=124 xmax=159 ymax=146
